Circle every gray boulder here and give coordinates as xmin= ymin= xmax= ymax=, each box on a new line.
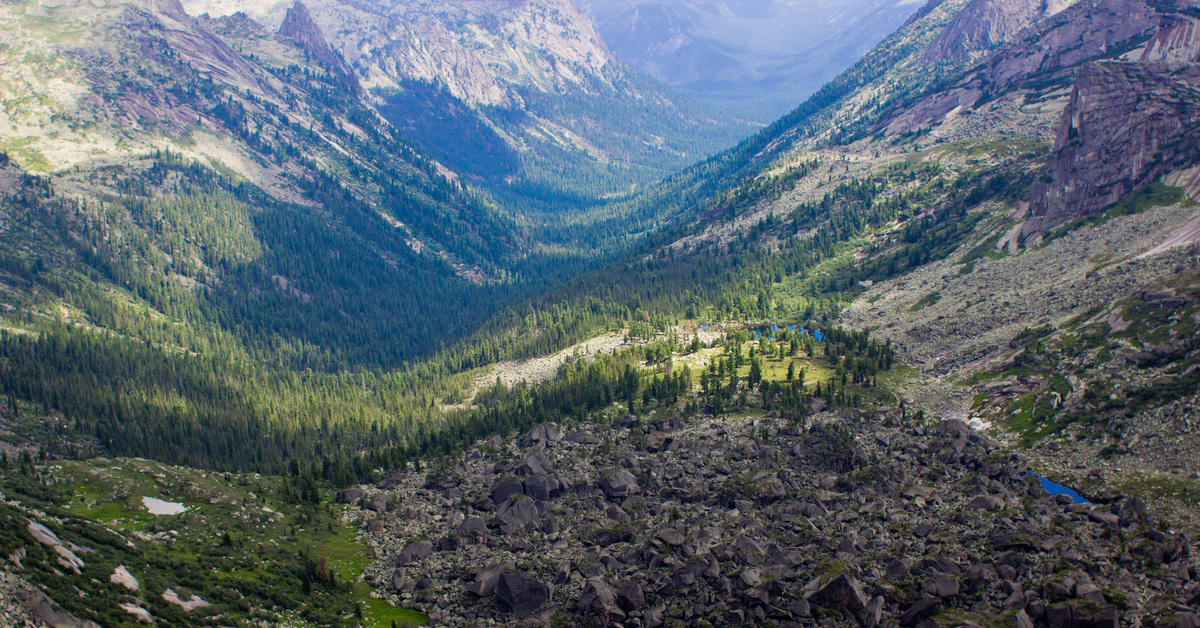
xmin=806 ymin=572 xmax=867 ymax=612
xmin=899 ymin=596 xmax=941 ymax=627
xmin=465 ymin=561 xmax=514 ymax=597
xmin=498 ymin=498 xmax=542 ymax=535
xmin=579 ymin=578 xmax=625 ymax=620
xmin=497 ymin=571 xmax=552 ymax=614
xmin=616 ymin=578 xmax=644 ymax=611
xmin=491 ymin=477 xmax=525 ymax=504
xmin=523 ymin=474 xmax=561 ymax=501
xmin=397 ymin=540 xmax=433 ymax=565
xmin=600 ymin=470 xmax=639 ymax=498
xmin=35 ymin=598 xmax=101 ymax=628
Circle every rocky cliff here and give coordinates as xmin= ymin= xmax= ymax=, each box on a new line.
xmin=1025 ymin=61 xmax=1200 ymax=235
xmin=231 ymin=0 xmax=621 ymax=109
xmin=277 ymin=0 xmax=360 ymax=92
xmin=919 ymin=0 xmax=1076 ymax=64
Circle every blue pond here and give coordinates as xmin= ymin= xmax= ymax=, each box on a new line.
xmin=1032 ymin=474 xmax=1091 ymax=504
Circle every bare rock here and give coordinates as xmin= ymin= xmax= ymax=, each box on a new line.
xmin=600 ymin=469 xmax=639 ymax=499
xmin=806 ymin=572 xmax=867 ymax=612
xmin=496 ymin=571 xmax=552 ymax=615
xmin=579 ymin=578 xmax=624 ymax=621
xmin=398 ymin=539 xmax=433 ymax=565
xmin=465 ymin=561 xmax=514 ymax=597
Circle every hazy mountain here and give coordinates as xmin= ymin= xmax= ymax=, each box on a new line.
xmin=179 ymin=0 xmax=753 ymax=192
xmin=575 ymin=0 xmax=926 ymax=121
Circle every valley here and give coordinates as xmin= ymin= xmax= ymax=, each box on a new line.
xmin=0 ymin=0 xmax=1199 ymax=626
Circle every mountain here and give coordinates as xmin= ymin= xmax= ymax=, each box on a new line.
xmin=575 ymin=0 xmax=926 ymax=121
xmin=0 ymin=0 xmax=545 ymax=372
xmin=180 ymin=0 xmax=753 ymax=195
xmin=2 ymin=0 xmax=1200 ymax=625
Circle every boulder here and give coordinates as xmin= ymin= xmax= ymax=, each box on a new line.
xmin=554 ymin=559 xmax=572 ymax=585
xmin=1076 ymin=583 xmax=1106 ymax=604
xmin=657 ymin=528 xmax=685 ymax=546
xmin=616 ymin=578 xmax=645 ymax=611
xmin=390 ymin=570 xmax=408 ymax=592
xmin=498 ymin=498 xmax=542 ymax=535
xmin=523 ymin=474 xmax=561 ymax=501
xmin=1045 ymin=602 xmax=1119 ymax=628
xmin=899 ymin=596 xmax=941 ymax=627
xmin=491 ymin=477 xmax=525 ymax=504
xmin=398 ymin=540 xmax=433 ymax=565
xmin=967 ymin=564 xmax=998 ymax=590
xmin=458 ymin=517 xmax=488 ymax=536
xmin=932 ymin=574 xmax=960 ymax=598
xmin=496 ymin=571 xmax=552 ymax=615
xmin=885 ymin=559 xmax=911 ymax=579
xmin=335 ymin=487 xmax=365 ymax=503
xmin=738 ymin=568 xmax=762 ymax=589
xmin=579 ymin=578 xmax=624 ymax=620
xmin=465 ymin=561 xmax=513 ymax=597
xmin=806 ymin=572 xmax=867 ymax=612
xmin=516 ymin=450 xmax=554 ymax=476
xmin=600 ymin=470 xmax=639 ymax=499
xmin=606 ymin=504 xmax=631 ymax=522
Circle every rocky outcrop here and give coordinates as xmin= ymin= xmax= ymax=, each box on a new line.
xmin=978 ymin=0 xmax=1160 ymax=90
xmin=1025 ymin=61 xmax=1200 ymax=236
xmin=920 ymin=0 xmax=1078 ymax=64
xmin=277 ymin=1 xmax=361 ymax=93
xmin=287 ymin=0 xmax=620 ymax=109
xmin=1141 ymin=14 xmax=1200 ymax=62
xmin=32 ymin=596 xmax=101 ymax=628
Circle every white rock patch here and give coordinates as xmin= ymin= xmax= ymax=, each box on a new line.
xmin=110 ymin=565 xmax=139 ymax=592
xmin=162 ymin=588 xmax=212 ymax=611
xmin=118 ymin=603 xmax=154 ymax=623
xmin=142 ymin=496 xmax=188 ymax=515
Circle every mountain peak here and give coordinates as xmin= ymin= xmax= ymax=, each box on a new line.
xmin=278 ymin=0 xmax=360 ymax=91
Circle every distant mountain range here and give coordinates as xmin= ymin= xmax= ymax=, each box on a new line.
xmin=179 ymin=0 xmax=752 ymax=192
xmin=574 ymin=0 xmax=925 ymax=122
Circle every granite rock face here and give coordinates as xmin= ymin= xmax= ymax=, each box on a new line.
xmin=1025 ymin=61 xmax=1200 ymax=236
xmin=276 ymin=0 xmax=360 ymax=93
xmin=920 ymin=0 xmax=1078 ymax=64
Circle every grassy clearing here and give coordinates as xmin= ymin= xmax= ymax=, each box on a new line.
xmin=353 ymin=582 xmax=428 ymax=628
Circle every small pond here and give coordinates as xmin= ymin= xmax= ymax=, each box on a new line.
xmin=1030 ymin=474 xmax=1091 ymax=504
